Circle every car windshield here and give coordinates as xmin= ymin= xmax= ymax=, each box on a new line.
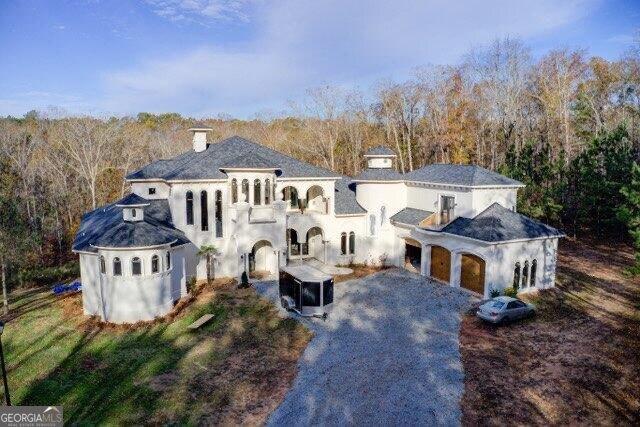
xmin=491 ymin=301 xmax=505 ymax=309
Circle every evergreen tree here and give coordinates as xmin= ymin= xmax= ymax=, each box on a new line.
xmin=619 ymin=162 xmax=640 ymax=275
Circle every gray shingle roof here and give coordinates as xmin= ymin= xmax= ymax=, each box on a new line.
xmin=93 ymin=219 xmax=189 ymax=248
xmin=73 ymin=195 xmax=189 ymax=252
xmin=441 ymin=203 xmax=564 ymax=242
xmin=127 ymin=136 xmax=338 ymax=180
xmin=115 ymin=193 xmax=150 ymax=206
xmin=404 ymin=164 xmax=523 ymax=187
xmin=334 ymin=177 xmax=366 ymax=215
xmin=220 ymin=151 xmax=281 ymax=170
xmin=390 ymin=207 xmax=434 ymax=226
xmin=365 ymin=146 xmax=396 ymax=156
xmin=353 ymin=168 xmax=404 ymax=181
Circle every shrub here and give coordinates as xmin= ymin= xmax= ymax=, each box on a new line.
xmin=13 ymin=261 xmax=80 ymax=288
xmin=489 ymin=288 xmax=501 ymax=298
xmin=503 ymin=286 xmax=518 ymax=298
xmin=239 ymin=271 xmax=250 ymax=288
xmin=186 ymin=277 xmax=197 ymax=293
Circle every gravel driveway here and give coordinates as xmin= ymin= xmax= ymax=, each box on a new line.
xmin=254 ymin=268 xmax=476 ymax=426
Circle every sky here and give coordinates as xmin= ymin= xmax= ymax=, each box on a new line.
xmin=0 ymin=0 xmax=638 ymax=118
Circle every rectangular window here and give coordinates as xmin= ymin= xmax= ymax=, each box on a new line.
xmin=148 ymin=187 xmax=156 ymax=195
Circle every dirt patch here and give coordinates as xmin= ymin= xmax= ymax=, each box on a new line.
xmin=334 ymin=264 xmax=389 ymax=283
xmin=460 ymin=237 xmax=640 ymax=425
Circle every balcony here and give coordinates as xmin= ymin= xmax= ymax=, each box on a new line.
xmin=249 ymin=205 xmax=276 ymax=223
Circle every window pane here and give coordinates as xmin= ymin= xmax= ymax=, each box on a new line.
xmin=254 ymin=179 xmax=261 ymax=205
xmin=265 ymin=179 xmax=271 ymax=205
xmin=513 ymin=262 xmax=520 ymax=288
xmin=100 ymin=256 xmax=105 ymax=274
xmin=241 ymin=179 xmax=249 ymax=202
xmin=132 ymin=258 xmax=141 ymax=275
xmin=201 ymin=191 xmax=208 ymax=231
xmin=186 ymin=191 xmax=194 ymax=225
xmin=113 ymin=258 xmax=122 ymax=276
xmin=530 ymin=260 xmax=537 ymax=287
xmin=166 ymin=252 xmax=171 ymax=270
xmin=215 ymin=190 xmax=223 ymax=238
xmin=341 ymin=233 xmax=347 ymax=255
xmin=231 ymin=179 xmax=238 ymax=203
xmin=348 ymin=232 xmax=355 ymax=255
xmin=152 ymin=255 xmax=159 ymax=273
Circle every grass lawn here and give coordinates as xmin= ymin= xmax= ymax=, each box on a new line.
xmin=460 ymin=238 xmax=640 ymax=425
xmin=1 ymin=279 xmax=312 ymax=425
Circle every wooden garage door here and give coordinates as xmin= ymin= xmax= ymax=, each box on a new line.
xmin=430 ymin=246 xmax=451 ymax=283
xmin=460 ymin=254 xmax=485 ymax=294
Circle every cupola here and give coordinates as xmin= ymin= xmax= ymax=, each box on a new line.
xmin=116 ymin=194 xmax=151 ymax=222
xmin=364 ymin=146 xmax=396 ymax=169
xmin=189 ymin=123 xmax=213 ymax=153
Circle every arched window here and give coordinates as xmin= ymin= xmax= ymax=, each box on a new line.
xmin=99 ymin=256 xmax=106 ymax=274
xmin=241 ymin=179 xmax=249 ymax=202
xmin=369 ymin=214 xmax=376 ymax=235
xmin=231 ymin=178 xmax=238 ymax=203
xmin=265 ymin=179 xmax=271 ymax=205
xmin=132 ymin=208 xmax=137 ymax=218
xmin=200 ymin=190 xmax=208 ymax=231
xmin=522 ymin=260 xmax=529 ymax=288
xmin=380 ymin=206 xmax=386 ymax=225
xmin=186 ymin=191 xmax=194 ymax=225
xmin=132 ymin=257 xmax=142 ymax=276
xmin=513 ymin=262 xmax=520 ymax=288
xmin=113 ymin=257 xmax=122 ymax=276
xmin=287 ymin=228 xmax=300 ymax=256
xmin=348 ymin=232 xmax=355 ymax=255
xmin=151 ymin=255 xmax=159 ymax=273
xmin=215 ymin=190 xmax=223 ymax=237
xmin=254 ymin=179 xmax=262 ymax=205
xmin=530 ymin=259 xmax=537 ymax=287
xmin=340 ymin=232 xmax=347 ymax=255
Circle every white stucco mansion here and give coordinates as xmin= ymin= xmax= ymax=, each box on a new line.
xmin=73 ymin=127 xmax=563 ymax=323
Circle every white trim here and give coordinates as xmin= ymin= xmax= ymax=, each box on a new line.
xmin=413 ymin=226 xmax=564 ymax=245
xmin=91 ymin=240 xmax=177 ymax=251
xmin=405 ymin=180 xmax=525 ymax=189
xmin=277 ymin=176 xmax=342 ymax=181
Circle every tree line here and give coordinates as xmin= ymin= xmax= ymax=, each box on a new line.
xmin=1 ymin=36 xmax=640 ymax=287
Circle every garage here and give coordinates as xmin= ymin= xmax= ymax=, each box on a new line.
xmin=460 ymin=253 xmax=485 ymax=294
xmin=404 ymin=238 xmax=422 ymax=272
xmin=430 ymin=246 xmax=451 ymax=283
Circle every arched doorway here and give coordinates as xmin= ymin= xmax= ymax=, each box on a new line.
xmin=430 ymin=246 xmax=451 ymax=283
xmin=306 ymin=185 xmax=325 ymax=213
xmin=306 ymin=227 xmax=324 ymax=260
xmin=404 ymin=238 xmax=421 ymax=272
xmin=282 ymin=186 xmax=299 ymax=210
xmin=249 ymin=240 xmax=275 ymax=277
xmin=460 ymin=253 xmax=485 ymax=294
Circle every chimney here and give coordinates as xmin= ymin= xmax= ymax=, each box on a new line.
xmin=189 ymin=123 xmax=213 ymax=153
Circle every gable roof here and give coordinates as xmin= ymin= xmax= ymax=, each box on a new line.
xmin=404 ymin=164 xmax=523 ymax=187
xmin=127 ymin=136 xmax=338 ymax=181
xmin=334 ymin=177 xmax=366 ymax=215
xmin=365 ymin=146 xmax=396 ymax=156
xmin=390 ymin=207 xmax=434 ymax=226
xmin=352 ymin=168 xmax=404 ymax=182
xmin=441 ymin=203 xmax=564 ymax=242
xmin=73 ymin=195 xmax=189 ymax=252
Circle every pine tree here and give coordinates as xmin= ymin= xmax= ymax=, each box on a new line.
xmin=619 ymin=162 xmax=640 ymax=275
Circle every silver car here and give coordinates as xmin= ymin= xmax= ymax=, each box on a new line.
xmin=476 ymin=296 xmax=535 ymax=324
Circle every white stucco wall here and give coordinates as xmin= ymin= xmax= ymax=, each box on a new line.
xmin=131 ymin=181 xmax=171 ymax=200
xmin=472 ymin=188 xmax=518 ymax=213
xmin=79 ymin=244 xmax=193 ymax=323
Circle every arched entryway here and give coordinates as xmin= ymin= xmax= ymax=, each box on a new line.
xmin=430 ymin=245 xmax=451 ymax=283
xmin=306 ymin=185 xmax=325 ymax=213
xmin=460 ymin=253 xmax=485 ymax=294
xmin=306 ymin=227 xmax=324 ymax=260
xmin=404 ymin=238 xmax=422 ymax=273
xmin=249 ymin=240 xmax=276 ymax=277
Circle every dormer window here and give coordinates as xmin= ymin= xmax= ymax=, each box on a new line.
xmin=148 ymin=188 xmax=156 ymax=195
xmin=132 ymin=209 xmax=136 ymax=218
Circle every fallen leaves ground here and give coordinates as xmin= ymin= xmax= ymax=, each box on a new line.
xmin=459 ymin=238 xmax=640 ymax=425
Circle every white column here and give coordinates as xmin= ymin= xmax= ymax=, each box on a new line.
xmin=450 ymin=251 xmax=462 ymax=288
xmin=421 ymin=244 xmax=431 ymax=276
